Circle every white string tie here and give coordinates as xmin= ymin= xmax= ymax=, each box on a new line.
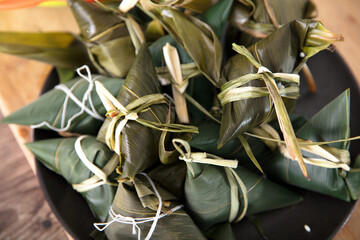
xmin=94 ymin=172 xmax=183 ymax=240
xmin=173 ymin=139 xmax=238 ymax=169
xmin=74 ymin=135 xmax=107 ymax=182
xmin=72 ymin=136 xmax=108 ymax=192
xmin=70 ymin=134 xmax=119 ymax=192
xmin=30 ymin=65 xmax=104 ymax=132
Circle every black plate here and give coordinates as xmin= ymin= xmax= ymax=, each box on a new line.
xmin=34 ymin=50 xmax=360 ymax=240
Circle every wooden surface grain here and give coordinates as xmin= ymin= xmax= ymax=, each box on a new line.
xmin=313 ymin=0 xmax=360 ymax=88
xmin=0 ymin=7 xmax=78 ymax=173
xmin=0 ymin=2 xmax=359 ymax=240
xmin=0 ymin=7 xmax=78 ymax=240
xmin=0 ymin=112 xmax=66 ymax=240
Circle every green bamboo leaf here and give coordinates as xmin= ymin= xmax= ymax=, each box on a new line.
xmin=199 ymin=0 xmax=234 ymax=39
xmin=0 ymin=32 xmax=92 ymax=70
xmin=68 ymin=0 xmax=129 ymax=42
xmin=346 ymin=155 xmax=360 ymax=200
xmin=299 ymin=21 xmax=344 ymax=69
xmin=297 ymin=91 xmax=350 ymax=149
xmin=103 ymin=180 xmax=206 ymax=239
xmin=148 ymin=161 xmax=187 ymax=199
xmin=158 ymin=129 xmax=192 ymax=164
xmin=184 ymin=162 xmax=302 ymax=231
xmin=150 ymin=34 xmax=192 ymax=67
xmin=26 ymin=137 xmax=117 ymax=222
xmin=262 ymin=90 xmax=352 ymax=201
xmin=149 ymin=0 xmax=232 ymax=65
xmin=175 ymin=0 xmax=213 ymax=13
xmin=238 ymin=135 xmax=263 ymax=173
xmin=90 ymin=36 xmax=136 ymax=77
xmin=2 ymin=75 xmax=124 ymax=136
xmin=218 ymin=20 xmax=342 ymax=148
xmin=139 ymin=0 xmax=213 ymax=13
xmin=230 ymin=0 xmax=316 ymax=42
xmin=184 ymin=93 xmax=220 ymax=124
xmin=132 ymin=174 xmax=178 ymax=210
xmin=150 ymin=35 xmax=215 ymax=124
xmin=149 ymin=7 xmax=223 ymax=86
xmin=97 ymin=45 xmax=170 ymax=180
xmin=190 ymin=120 xmax=272 ymax=170
xmin=145 ymin=19 xmax=165 ymax=42
xmin=68 ymin=0 xmax=136 ymax=77
xmin=258 ymin=68 xmax=307 ymax=178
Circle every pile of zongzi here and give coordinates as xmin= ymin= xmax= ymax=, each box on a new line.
xmin=2 ymin=0 xmax=360 ymax=239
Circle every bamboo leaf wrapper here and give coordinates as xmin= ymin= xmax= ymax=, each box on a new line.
xmin=2 ymin=74 xmax=124 ymax=135
xmin=26 ymin=137 xmax=117 ymax=222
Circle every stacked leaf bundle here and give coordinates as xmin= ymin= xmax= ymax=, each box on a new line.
xmin=2 ymin=0 xmax=360 ymax=239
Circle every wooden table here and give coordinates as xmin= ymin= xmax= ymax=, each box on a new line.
xmin=0 ymin=1 xmax=359 ymax=239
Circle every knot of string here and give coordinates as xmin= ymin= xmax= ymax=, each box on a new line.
xmin=172 ymin=138 xmax=238 ymax=169
xmin=94 ymin=172 xmax=183 ymax=240
xmin=95 ymin=81 xmax=198 ymax=155
xmin=94 ymin=81 xmax=143 ymax=155
xmin=30 ymin=65 xmax=104 ymax=132
xmin=218 ymin=45 xmax=300 ymax=106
